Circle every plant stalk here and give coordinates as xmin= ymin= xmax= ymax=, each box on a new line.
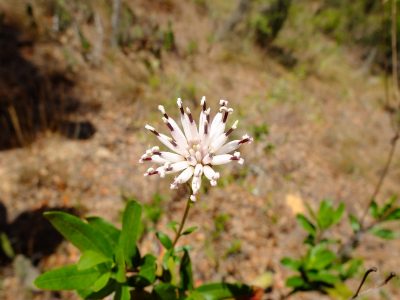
xmin=172 ymin=196 xmax=192 ymax=248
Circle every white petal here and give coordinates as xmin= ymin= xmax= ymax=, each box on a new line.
xmin=203 ymin=165 xmax=220 ymax=181
xmin=186 ymin=107 xmax=199 ymax=143
xmin=166 ymin=161 xmax=190 ymax=174
xmin=151 ymin=155 xmax=167 ymax=164
xmin=209 ymin=112 xmax=223 ymax=135
xmin=209 ymin=107 xmax=232 ymax=140
xmin=177 ymin=98 xmax=192 ymax=141
xmin=162 ymin=117 xmax=189 ymax=154
xmin=202 ymin=153 xmax=212 ymax=165
xmin=210 ymin=134 xmax=228 ymax=152
xmin=174 ymin=166 xmax=194 ymax=184
xmin=216 ymin=134 xmax=253 ymax=155
xmin=210 ymin=154 xmax=231 ymax=165
xmin=145 ymin=124 xmax=182 ymax=154
xmin=215 ymin=140 xmax=240 ymax=155
xmin=210 ymin=152 xmax=241 ymax=165
xmin=191 ymin=175 xmax=202 ymax=195
xmin=199 ymin=96 xmax=207 ymax=137
xmin=194 ymin=164 xmax=203 ymax=177
xmin=160 ymin=151 xmax=185 ymax=163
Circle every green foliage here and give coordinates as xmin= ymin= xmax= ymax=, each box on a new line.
xmin=212 ymin=213 xmax=230 ymax=239
xmin=190 ymin=282 xmax=254 ymax=300
xmin=224 ymin=239 xmax=242 ymax=257
xmin=35 ymin=264 xmax=103 ymax=290
xmin=312 ymin=0 xmax=400 ymax=71
xmin=283 ymin=195 xmax=400 ymax=296
xmin=44 ymin=211 xmax=114 ymax=258
xmin=35 ymin=200 xmax=255 ymax=299
xmin=251 ymin=123 xmax=269 ymax=141
xmin=119 ymin=200 xmax=142 ymax=268
xmin=163 ymin=22 xmax=176 ymax=52
xmin=252 ymin=0 xmax=292 ymax=47
xmin=143 ymin=193 xmax=164 ymax=225
xmin=367 ymin=196 xmax=400 ymax=240
xmin=282 ymin=200 xmax=360 ymax=295
xmin=0 ymin=232 xmax=14 ymax=259
xmin=156 ymin=231 xmax=173 ymax=250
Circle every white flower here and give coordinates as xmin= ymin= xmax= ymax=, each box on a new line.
xmin=139 ymin=97 xmax=253 ymax=201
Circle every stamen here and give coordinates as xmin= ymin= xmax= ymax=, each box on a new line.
xmin=158 ymin=105 xmax=168 ymax=118
xmin=177 ymin=98 xmax=185 ymax=115
xmin=144 ymin=168 xmax=158 ymax=176
xmin=162 ymin=117 xmax=174 ymax=131
xmin=219 ymin=99 xmax=228 ymax=107
xmin=222 ymin=107 xmax=233 ymax=123
xmin=170 ymin=138 xmax=178 ymax=147
xmin=201 ymin=96 xmax=207 ymax=111
xmin=186 ymin=107 xmax=194 ymax=123
xmin=225 ymin=120 xmax=239 ymax=136
xmin=239 ymin=135 xmax=252 ymax=144
xmin=145 ymin=124 xmax=160 ymax=136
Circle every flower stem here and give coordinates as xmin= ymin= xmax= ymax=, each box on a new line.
xmin=172 ymin=196 xmax=192 ymax=248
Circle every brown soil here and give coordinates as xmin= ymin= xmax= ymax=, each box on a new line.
xmin=0 ymin=1 xmax=399 ymax=299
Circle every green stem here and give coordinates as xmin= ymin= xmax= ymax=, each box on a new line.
xmin=172 ymin=196 xmax=192 ymax=248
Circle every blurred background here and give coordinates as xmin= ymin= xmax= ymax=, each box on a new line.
xmin=0 ymin=0 xmax=400 ymax=299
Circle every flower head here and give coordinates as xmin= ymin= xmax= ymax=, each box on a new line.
xmin=140 ymin=97 xmax=253 ymax=201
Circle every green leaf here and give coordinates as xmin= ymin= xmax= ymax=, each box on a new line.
xmin=340 ymin=258 xmax=362 ymax=280
xmin=167 ymin=221 xmax=179 ymax=233
xmin=78 ymin=250 xmax=111 ymax=270
xmin=119 ymin=200 xmax=142 ymax=268
xmin=296 ymin=214 xmax=316 ymax=236
xmin=114 ymin=285 xmax=130 ymax=300
xmin=78 ymin=279 xmax=117 ymax=299
xmin=187 ymin=291 xmax=207 ymax=300
xmin=370 ymin=227 xmax=396 ymax=239
xmin=91 ymin=272 xmax=111 ymax=292
xmin=114 ymin=246 xmax=126 ymax=283
xmin=180 ymin=249 xmax=194 ymax=291
xmin=332 ymin=203 xmax=345 ymax=225
xmin=281 ymin=257 xmax=302 ymax=271
xmin=182 ymin=226 xmax=198 ymax=236
xmin=153 ymin=283 xmax=180 ymax=300
xmin=156 ymin=231 xmax=173 ymax=250
xmin=285 ymin=276 xmax=306 ymax=288
xmin=87 ymin=217 xmax=120 ymax=248
xmin=369 ymin=201 xmax=379 ymax=218
xmin=195 ymin=282 xmax=253 ymax=300
xmin=44 ymin=212 xmax=113 ymax=257
xmin=349 ymin=214 xmax=360 ymax=232
xmin=385 ymin=208 xmax=400 ymax=221
xmin=0 ymin=232 xmax=14 ymax=258
xmin=307 ymin=245 xmax=336 ymax=270
xmin=380 ymin=195 xmax=397 ymax=216
xmin=308 ymin=271 xmax=339 ymax=285
xmin=130 ymin=254 xmax=157 ymax=287
xmin=326 ymin=282 xmax=353 ymax=299
xmin=35 ymin=264 xmax=101 ymax=290
xmin=317 ymin=200 xmax=334 ymax=229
